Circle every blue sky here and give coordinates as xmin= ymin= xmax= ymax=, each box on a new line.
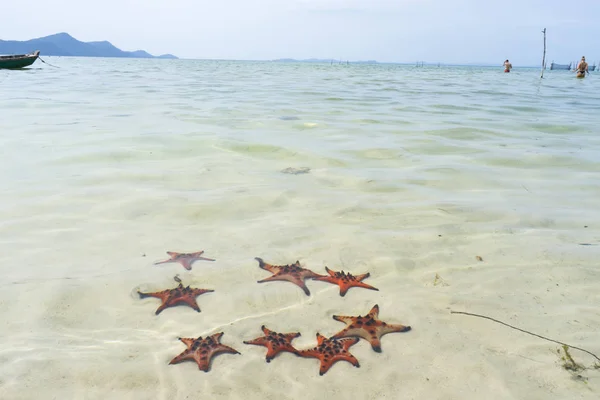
xmin=2 ymin=0 xmax=599 ymax=65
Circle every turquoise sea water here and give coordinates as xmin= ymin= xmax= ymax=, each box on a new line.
xmin=1 ymin=59 xmax=599 ymax=399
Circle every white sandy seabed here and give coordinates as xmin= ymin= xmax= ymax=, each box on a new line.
xmin=0 ymin=192 xmax=599 ymax=400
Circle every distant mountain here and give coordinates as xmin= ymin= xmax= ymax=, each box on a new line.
xmin=0 ymin=33 xmax=177 ymax=59
xmin=273 ymin=58 xmax=378 ymax=64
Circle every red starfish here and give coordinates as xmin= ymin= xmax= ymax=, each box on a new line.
xmin=169 ymin=332 xmax=240 ymax=372
xmin=331 ymin=304 xmax=411 ymax=353
xmin=138 ymin=282 xmax=214 ymax=315
xmin=243 ymin=325 xmax=301 ymax=363
xmin=154 ymin=251 xmax=215 ymax=270
xmin=313 ymin=266 xmax=379 ymax=297
xmin=255 ymin=257 xmax=324 ymax=296
xmin=296 ymin=333 xmax=360 ymax=376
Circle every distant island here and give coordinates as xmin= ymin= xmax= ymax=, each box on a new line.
xmin=0 ymin=33 xmax=177 ymax=59
xmin=273 ymin=58 xmax=378 ymax=64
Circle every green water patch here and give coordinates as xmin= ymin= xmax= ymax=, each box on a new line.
xmin=49 ymin=149 xmax=155 ymax=166
xmin=344 ymin=147 xmax=403 ymax=160
xmin=503 ymin=105 xmax=544 ymax=113
xmin=525 ymin=123 xmax=586 ymax=134
xmin=484 ymin=153 xmax=600 ymax=171
xmin=430 ymin=104 xmax=482 ymax=112
xmin=422 ymin=127 xmax=499 ymax=141
xmin=351 ymin=118 xmax=384 ymax=124
xmin=409 ymin=142 xmax=482 ymax=156
xmin=217 ymin=142 xmax=302 ymax=160
xmin=215 ymin=140 xmax=348 ymax=167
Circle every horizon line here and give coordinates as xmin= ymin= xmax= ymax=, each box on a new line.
xmin=41 ymin=54 xmax=568 ymax=68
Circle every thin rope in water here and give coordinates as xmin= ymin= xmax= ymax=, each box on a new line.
xmin=38 ymin=56 xmax=60 ymax=68
xmin=451 ymin=310 xmax=600 ymax=362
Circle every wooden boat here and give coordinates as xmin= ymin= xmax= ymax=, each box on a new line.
xmin=0 ymin=50 xmax=40 ymax=69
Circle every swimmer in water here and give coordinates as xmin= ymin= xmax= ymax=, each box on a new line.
xmin=576 ymin=56 xmax=588 ymax=78
xmin=503 ymin=59 xmax=512 ymax=73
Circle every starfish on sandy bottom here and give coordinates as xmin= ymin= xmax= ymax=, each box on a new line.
xmin=296 ymin=333 xmax=360 ymax=376
xmin=154 ymin=251 xmax=215 ymax=270
xmin=313 ymin=266 xmax=379 ymax=297
xmin=169 ymin=332 xmax=240 ymax=372
xmin=255 ymin=257 xmax=324 ymax=296
xmin=138 ymin=282 xmax=214 ymax=315
xmin=243 ymin=325 xmax=301 ymax=363
xmin=331 ymin=304 xmax=411 ymax=353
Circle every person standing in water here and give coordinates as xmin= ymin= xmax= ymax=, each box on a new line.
xmin=503 ymin=59 xmax=512 ymax=73
xmin=576 ymin=56 xmax=588 ymax=78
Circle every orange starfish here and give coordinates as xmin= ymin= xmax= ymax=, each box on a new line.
xmin=154 ymin=251 xmax=215 ymax=270
xmin=138 ymin=282 xmax=214 ymax=315
xmin=297 ymin=333 xmax=360 ymax=376
xmin=243 ymin=325 xmax=301 ymax=363
xmin=331 ymin=304 xmax=411 ymax=352
xmin=255 ymin=257 xmax=324 ymax=296
xmin=313 ymin=266 xmax=379 ymax=297
xmin=169 ymin=332 xmax=240 ymax=372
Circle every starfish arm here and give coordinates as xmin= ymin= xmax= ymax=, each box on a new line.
xmin=137 ymin=290 xmax=168 ymax=300
xmin=367 ymin=304 xmax=380 ymax=318
xmin=256 ymin=275 xmax=289 ymax=283
xmin=339 ymin=337 xmax=360 ymax=349
xmin=179 ymin=337 xmax=198 ymax=347
xmin=332 ymin=315 xmax=356 ymax=324
xmin=193 ymin=353 xmax=211 ymax=372
xmin=330 ymin=327 xmax=372 ymax=342
xmin=243 ymin=337 xmax=269 ymax=346
xmin=255 ymin=257 xmax=280 ymax=273
xmin=212 ymin=344 xmax=241 ymax=357
xmin=190 ymin=288 xmax=215 ymax=297
xmin=292 ymin=279 xmax=311 ymax=296
xmin=155 ymin=303 xmax=170 ymax=315
xmin=315 ymin=333 xmax=327 ymax=345
xmin=257 ymin=274 xmax=312 ymax=295
xmin=192 ymin=252 xmax=216 ymax=262
xmin=319 ymin=353 xmax=360 ymax=376
xmin=339 ymin=281 xmax=379 ymax=297
xmin=199 ymin=337 xmax=240 ymax=372
xmin=379 ymin=323 xmax=412 ymax=336
xmin=169 ymin=350 xmax=194 ymax=365
xmin=175 ymin=297 xmax=201 ymax=312
xmin=261 ymin=325 xmax=272 ymax=335
xmin=285 ymin=332 xmax=302 ymax=340
xmin=263 ymin=347 xmax=282 ymax=362
xmin=354 ymin=272 xmax=370 ymax=281
xmin=153 ymin=259 xmax=173 ymax=266
xmin=179 ymin=259 xmax=194 ymax=271
xmin=318 ymin=359 xmax=333 ymax=376
xmin=367 ymin=338 xmax=383 ymax=353
xmin=312 ymin=276 xmax=339 ymax=285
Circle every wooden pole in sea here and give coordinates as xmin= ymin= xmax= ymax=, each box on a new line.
xmin=540 ymin=28 xmax=547 ymax=78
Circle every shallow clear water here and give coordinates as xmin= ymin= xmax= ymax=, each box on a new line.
xmin=1 ymin=59 xmax=599 ymax=399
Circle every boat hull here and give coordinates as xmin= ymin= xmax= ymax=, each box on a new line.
xmin=0 ymin=50 xmax=40 ymax=69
